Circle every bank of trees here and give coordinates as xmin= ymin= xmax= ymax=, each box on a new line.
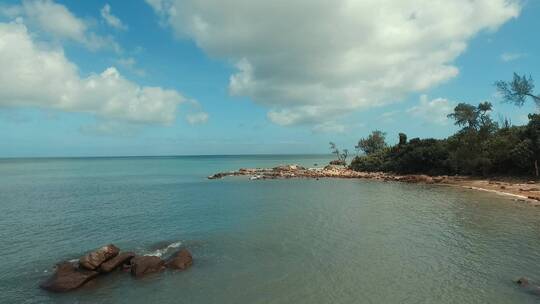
xmin=350 ymin=73 xmax=540 ymax=177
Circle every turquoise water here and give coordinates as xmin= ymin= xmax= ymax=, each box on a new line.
xmin=1 ymin=155 xmax=540 ymax=303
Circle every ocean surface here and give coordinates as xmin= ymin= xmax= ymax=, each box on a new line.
xmin=1 ymin=155 xmax=540 ymax=303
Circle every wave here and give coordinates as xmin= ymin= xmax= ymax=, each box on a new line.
xmin=144 ymin=241 xmax=182 ymax=257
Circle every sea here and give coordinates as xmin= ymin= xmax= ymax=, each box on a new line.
xmin=1 ymin=155 xmax=539 ymax=303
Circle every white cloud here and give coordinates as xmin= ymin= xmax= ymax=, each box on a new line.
xmin=312 ymin=121 xmax=345 ymax=134
xmin=101 ymin=4 xmax=128 ymax=31
xmin=0 ymin=21 xmax=185 ymax=124
xmin=147 ymin=0 xmax=520 ymax=126
xmin=186 ymin=112 xmax=209 ymax=125
xmin=1 ymin=0 xmax=120 ymax=52
xmin=406 ymin=95 xmax=453 ymax=125
xmin=116 ymin=57 xmax=146 ymax=76
xmin=500 ymin=52 xmax=525 ymax=62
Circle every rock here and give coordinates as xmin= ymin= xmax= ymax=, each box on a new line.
xmin=40 ymin=262 xmax=99 ymax=292
xmin=516 ymin=277 xmax=540 ymax=296
xmin=273 ymin=164 xmax=305 ymax=172
xmin=165 ymin=249 xmax=193 ymax=270
xmin=516 ymin=277 xmax=530 ymax=287
xmin=130 ymin=256 xmax=165 ymax=277
xmin=99 ymin=252 xmax=135 ymax=273
xmin=208 ymin=173 xmax=226 ymax=179
xmin=432 ymin=176 xmax=445 ymax=183
xmin=79 ymin=244 xmax=120 ymax=270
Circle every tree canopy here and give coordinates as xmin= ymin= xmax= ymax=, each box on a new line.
xmin=349 ymin=73 xmax=540 ymax=177
xmin=495 ymin=73 xmax=540 ymax=108
xmin=356 ymin=130 xmax=387 ymax=155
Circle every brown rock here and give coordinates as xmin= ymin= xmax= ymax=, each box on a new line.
xmin=40 ymin=262 xmax=99 ymax=292
xmin=516 ymin=277 xmax=530 ymax=287
xmin=99 ymin=252 xmax=135 ymax=273
xmin=79 ymin=244 xmax=120 ymax=270
xmin=130 ymin=256 xmax=165 ymax=277
xmin=165 ymin=249 xmax=193 ymax=270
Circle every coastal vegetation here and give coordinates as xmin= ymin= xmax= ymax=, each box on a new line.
xmin=350 ymin=73 xmax=540 ymax=177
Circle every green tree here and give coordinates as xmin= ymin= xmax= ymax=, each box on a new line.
xmin=447 ymin=103 xmax=479 ymax=130
xmin=398 ymin=133 xmax=407 ymax=146
xmin=495 ymin=73 xmax=540 ymax=108
xmin=356 ymin=130 xmax=387 ymax=155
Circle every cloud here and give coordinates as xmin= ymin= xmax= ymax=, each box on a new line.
xmin=500 ymin=52 xmax=525 ymax=62
xmin=407 ymin=95 xmax=453 ymax=125
xmin=186 ymin=112 xmax=209 ymax=125
xmin=101 ymin=4 xmax=128 ymax=31
xmin=116 ymin=57 xmax=146 ymax=76
xmin=147 ymin=0 xmax=520 ymax=126
xmin=312 ymin=122 xmax=345 ymax=134
xmin=0 ymin=21 xmax=186 ymax=124
xmin=1 ymin=0 xmax=120 ymax=52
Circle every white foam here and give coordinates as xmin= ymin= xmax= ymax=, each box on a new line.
xmin=144 ymin=241 xmax=182 ymax=257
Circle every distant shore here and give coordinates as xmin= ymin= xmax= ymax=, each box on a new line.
xmin=209 ymin=164 xmax=540 ymax=206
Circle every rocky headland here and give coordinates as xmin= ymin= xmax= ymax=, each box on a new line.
xmin=209 ymin=164 xmax=540 ymax=205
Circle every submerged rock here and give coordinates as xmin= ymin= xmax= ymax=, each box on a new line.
xmin=516 ymin=277 xmax=540 ymax=296
xmin=165 ymin=249 xmax=193 ymax=270
xmin=79 ymin=244 xmax=120 ymax=270
xmin=516 ymin=277 xmax=530 ymax=287
xmin=40 ymin=262 xmax=99 ymax=292
xmin=99 ymin=252 xmax=135 ymax=273
xmin=130 ymin=256 xmax=165 ymax=277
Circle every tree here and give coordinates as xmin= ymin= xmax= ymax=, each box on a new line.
xmin=329 ymin=142 xmax=348 ymax=165
xmin=356 ymin=130 xmax=387 ymax=155
xmin=448 ymin=103 xmax=479 ymax=130
xmin=495 ymin=73 xmax=540 ymax=108
xmin=398 ymin=133 xmax=407 ymax=146
xmin=526 ymin=114 xmax=540 ymax=177
xmin=329 ymin=142 xmax=340 ymax=159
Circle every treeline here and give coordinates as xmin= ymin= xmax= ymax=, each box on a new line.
xmin=348 ymin=73 xmax=540 ymax=177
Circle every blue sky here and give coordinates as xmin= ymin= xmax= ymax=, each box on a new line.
xmin=0 ymin=0 xmax=538 ymax=157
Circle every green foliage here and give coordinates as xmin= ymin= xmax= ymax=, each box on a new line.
xmin=350 ymin=147 xmax=391 ymax=172
xmin=349 ymin=90 xmax=540 ymax=177
xmin=329 ymin=142 xmax=348 ymax=164
xmin=495 ymin=73 xmax=540 ymax=108
xmin=356 ymin=130 xmax=387 ymax=155
xmin=398 ymin=133 xmax=407 ymax=146
xmin=448 ymin=103 xmax=479 ymax=130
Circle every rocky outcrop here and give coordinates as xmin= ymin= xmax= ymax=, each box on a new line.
xmin=41 ymin=243 xmax=194 ymax=293
xmin=99 ymin=252 xmax=135 ymax=273
xmin=208 ymin=164 xmax=450 ymax=184
xmin=40 ymin=262 xmax=99 ymax=292
xmin=130 ymin=256 xmax=165 ymax=277
xmin=79 ymin=244 xmax=120 ymax=270
xmin=165 ymin=249 xmax=193 ymax=270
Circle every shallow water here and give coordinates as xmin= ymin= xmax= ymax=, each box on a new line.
xmin=1 ymin=155 xmax=539 ymax=303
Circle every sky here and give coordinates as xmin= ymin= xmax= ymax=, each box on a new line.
xmin=0 ymin=0 xmax=539 ymax=157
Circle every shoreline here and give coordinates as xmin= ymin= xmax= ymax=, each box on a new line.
xmin=209 ymin=164 xmax=540 ymax=206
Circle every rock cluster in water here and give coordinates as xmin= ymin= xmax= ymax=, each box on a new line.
xmin=40 ymin=244 xmax=193 ymax=293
